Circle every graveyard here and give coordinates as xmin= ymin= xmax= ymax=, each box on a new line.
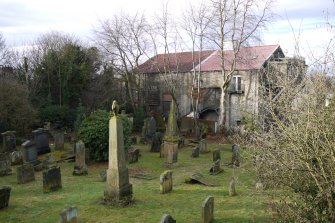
xmin=0 ymin=139 xmax=273 ymax=222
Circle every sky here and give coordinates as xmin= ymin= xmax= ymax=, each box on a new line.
xmin=0 ymin=0 xmax=334 ymax=64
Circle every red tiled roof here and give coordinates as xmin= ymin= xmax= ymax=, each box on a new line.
xmin=137 ymin=45 xmax=283 ymax=74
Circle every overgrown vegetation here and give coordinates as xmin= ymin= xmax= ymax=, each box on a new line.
xmin=78 ymin=110 xmax=131 ymax=161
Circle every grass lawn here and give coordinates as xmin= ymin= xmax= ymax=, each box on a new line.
xmin=0 ymin=142 xmax=273 ymax=223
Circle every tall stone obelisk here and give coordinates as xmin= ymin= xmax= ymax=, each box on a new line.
xmin=104 ymin=102 xmax=133 ymax=205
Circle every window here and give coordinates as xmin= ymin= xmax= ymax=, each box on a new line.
xmin=233 ymin=75 xmax=242 ymax=91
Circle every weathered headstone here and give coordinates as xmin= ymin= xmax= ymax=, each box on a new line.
xmin=32 ymin=128 xmax=51 ymax=155
xmin=212 ymin=148 xmax=221 ymax=162
xmin=150 ymin=132 xmax=163 ymax=152
xmin=0 ymin=186 xmax=11 ymax=209
xmin=43 ymin=166 xmax=62 ymax=193
xmin=229 ymin=178 xmax=237 ymax=196
xmin=199 ymin=139 xmax=208 ymax=153
xmin=164 ymin=142 xmax=178 ymax=165
xmin=231 ymin=144 xmax=240 ymax=167
xmin=202 ymin=196 xmax=214 ymax=223
xmin=104 ymin=112 xmax=133 ymax=205
xmin=127 ymin=148 xmax=140 ymax=164
xmin=60 ymin=207 xmax=78 ymax=223
xmin=21 ymin=140 xmax=38 ymax=164
xmin=147 ymin=115 xmax=157 ymax=140
xmin=54 ymin=132 xmax=65 ymax=150
xmin=160 ymin=214 xmax=176 ymax=223
xmin=0 ymin=153 xmax=12 ymax=176
xmin=73 ymin=140 xmax=88 ymax=175
xmin=1 ymin=131 xmax=16 ymax=153
xmin=191 ymin=146 xmax=200 ymax=158
xmin=9 ymin=150 xmax=22 ymax=165
xmin=160 ymin=170 xmax=173 ymax=194
xmin=17 ymin=163 xmax=35 ymax=184
xmin=209 ymin=160 xmax=222 ymax=175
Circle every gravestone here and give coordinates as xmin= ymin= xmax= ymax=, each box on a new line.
xmin=160 ymin=170 xmax=173 ymax=194
xmin=21 ymin=140 xmax=38 ymax=164
xmin=73 ymin=140 xmax=88 ymax=175
xmin=147 ymin=115 xmax=157 ymax=140
xmin=100 ymin=170 xmax=107 ymax=182
xmin=229 ymin=178 xmax=237 ymax=196
xmin=60 ymin=207 xmax=78 ymax=223
xmin=209 ymin=160 xmax=222 ymax=175
xmin=54 ymin=132 xmax=65 ymax=150
xmin=164 ymin=142 xmax=178 ymax=165
xmin=202 ymin=196 xmax=214 ymax=223
xmin=32 ymin=128 xmax=51 ymax=155
xmin=1 ymin=131 xmax=16 ymax=153
xmin=162 ymin=99 xmax=180 ymax=164
xmin=0 ymin=186 xmax=11 ymax=209
xmin=104 ymin=111 xmax=133 ymax=206
xmin=150 ymin=132 xmax=163 ymax=152
xmin=17 ymin=163 xmax=35 ymax=184
xmin=0 ymin=153 xmax=12 ymax=176
xmin=43 ymin=166 xmax=62 ymax=193
xmin=199 ymin=139 xmax=208 ymax=153
xmin=131 ymin=136 xmax=137 ymax=144
xmin=191 ymin=146 xmax=200 ymax=158
xmin=140 ymin=118 xmax=149 ymax=144
xmin=127 ymin=148 xmax=140 ymax=164
xmin=10 ymin=150 xmax=22 ymax=165
xmin=231 ymin=144 xmax=240 ymax=167
xmin=160 ymin=214 xmax=176 ymax=223
xmin=185 ymin=173 xmax=220 ymax=187
xmin=212 ymin=148 xmax=221 ymax=162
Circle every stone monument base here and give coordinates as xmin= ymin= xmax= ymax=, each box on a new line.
xmin=104 ymin=183 xmax=133 ymax=206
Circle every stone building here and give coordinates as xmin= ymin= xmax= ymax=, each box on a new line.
xmin=136 ymin=44 xmax=306 ymax=130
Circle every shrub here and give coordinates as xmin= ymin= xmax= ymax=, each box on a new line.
xmin=132 ymin=107 xmax=146 ymax=132
xmin=78 ymin=110 xmax=131 ymax=161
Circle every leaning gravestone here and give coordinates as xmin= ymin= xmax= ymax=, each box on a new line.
xmin=202 ymin=196 xmax=214 ymax=223
xmin=212 ymin=148 xmax=221 ymax=162
xmin=60 ymin=207 xmax=78 ymax=223
xmin=0 ymin=153 xmax=12 ymax=176
xmin=191 ymin=146 xmax=200 ymax=158
xmin=199 ymin=139 xmax=208 ymax=153
xmin=127 ymin=148 xmax=140 ymax=164
xmin=1 ymin=131 xmax=16 ymax=153
xmin=54 ymin=132 xmax=65 ymax=150
xmin=73 ymin=140 xmax=88 ymax=175
xmin=160 ymin=170 xmax=173 ymax=194
xmin=0 ymin=186 xmax=11 ymax=209
xmin=17 ymin=163 xmax=35 ymax=184
xmin=231 ymin=144 xmax=240 ymax=167
xmin=104 ymin=106 xmax=133 ymax=206
xmin=32 ymin=128 xmax=51 ymax=155
xmin=43 ymin=166 xmax=62 ymax=193
xmin=160 ymin=214 xmax=176 ymax=223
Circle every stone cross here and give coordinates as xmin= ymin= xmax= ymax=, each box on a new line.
xmin=104 ymin=114 xmax=133 ymax=205
xmin=1 ymin=131 xmax=16 ymax=153
xmin=17 ymin=163 xmax=35 ymax=184
xmin=0 ymin=186 xmax=11 ymax=209
xmin=202 ymin=196 xmax=214 ymax=223
xmin=212 ymin=148 xmax=221 ymax=162
xmin=60 ymin=207 xmax=78 ymax=223
xmin=43 ymin=166 xmax=62 ymax=193
xmin=73 ymin=140 xmax=88 ymax=175
xmin=160 ymin=214 xmax=176 ymax=223
xmin=160 ymin=170 xmax=173 ymax=194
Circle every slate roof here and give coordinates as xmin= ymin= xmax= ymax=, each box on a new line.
xmin=137 ymin=45 xmax=283 ymax=74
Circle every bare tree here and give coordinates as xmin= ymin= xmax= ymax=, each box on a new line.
xmin=207 ymin=0 xmax=273 ymax=129
xmin=94 ymin=12 xmax=150 ymax=110
xmin=0 ymin=33 xmax=14 ymax=67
